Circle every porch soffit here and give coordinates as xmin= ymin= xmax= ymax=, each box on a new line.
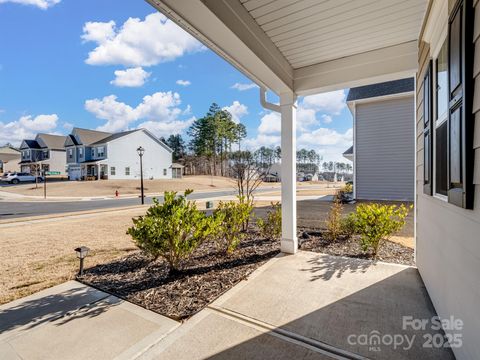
xmin=147 ymin=0 xmax=427 ymax=95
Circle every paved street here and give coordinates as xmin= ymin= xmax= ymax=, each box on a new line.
xmin=0 ymin=188 xmax=274 ymax=219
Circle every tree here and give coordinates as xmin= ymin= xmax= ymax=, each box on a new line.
xmin=166 ymin=134 xmax=186 ymax=162
xmin=230 ymin=150 xmax=267 ymax=203
xmin=188 ymin=103 xmax=245 ymax=176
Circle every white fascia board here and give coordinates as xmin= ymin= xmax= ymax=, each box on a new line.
xmin=294 ymin=41 xmax=418 ymax=96
xmin=147 ymin=0 xmax=293 ymax=95
xmin=350 ymin=91 xmax=415 ymax=106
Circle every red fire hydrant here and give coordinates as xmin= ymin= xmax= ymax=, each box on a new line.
xmin=115 ymin=190 xmax=119 ymax=197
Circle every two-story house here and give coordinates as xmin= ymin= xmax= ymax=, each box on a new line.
xmin=19 ymin=133 xmax=67 ymax=175
xmin=65 ymin=128 xmax=173 ymax=180
xmin=64 ymin=128 xmax=112 ymax=180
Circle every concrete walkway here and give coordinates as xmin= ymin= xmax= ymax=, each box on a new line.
xmin=0 ymin=281 xmax=179 ymax=360
xmin=0 ymin=252 xmax=455 ymax=360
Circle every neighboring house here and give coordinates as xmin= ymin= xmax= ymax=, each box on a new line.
xmin=345 ymin=78 xmax=415 ymax=201
xmin=19 ymin=134 xmax=67 ymax=175
xmin=0 ymin=146 xmax=21 ymax=174
xmin=65 ymin=128 xmax=173 ymax=180
xmin=64 ymin=128 xmax=112 ymax=180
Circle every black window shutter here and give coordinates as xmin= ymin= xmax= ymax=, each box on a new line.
xmin=423 ymin=61 xmax=433 ymax=195
xmin=447 ymin=0 xmax=474 ymax=209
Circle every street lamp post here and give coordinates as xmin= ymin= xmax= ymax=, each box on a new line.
xmin=137 ymin=146 xmax=145 ymax=205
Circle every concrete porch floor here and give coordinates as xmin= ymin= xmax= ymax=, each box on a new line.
xmin=0 ymin=252 xmax=455 ymax=360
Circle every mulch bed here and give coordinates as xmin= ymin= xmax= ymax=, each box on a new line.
xmin=80 ymin=228 xmax=414 ymax=321
xmin=80 ymin=231 xmax=280 ymax=321
xmin=298 ymin=228 xmax=415 ymax=266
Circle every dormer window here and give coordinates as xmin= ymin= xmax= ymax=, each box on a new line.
xmin=68 ymin=148 xmax=73 ymax=159
xmin=79 ymin=147 xmax=83 ymax=157
xmin=97 ymin=146 xmax=105 ymax=157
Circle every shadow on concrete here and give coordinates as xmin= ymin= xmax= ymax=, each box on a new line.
xmin=0 ymin=284 xmax=115 ymax=334
xmin=205 ymin=268 xmax=455 ymax=360
xmin=303 ymin=254 xmax=374 ymax=281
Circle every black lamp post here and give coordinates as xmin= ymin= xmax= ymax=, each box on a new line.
xmin=74 ymin=246 xmax=90 ymax=276
xmin=137 ymin=146 xmax=145 ymax=204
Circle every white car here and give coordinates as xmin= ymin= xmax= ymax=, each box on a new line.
xmin=1 ymin=172 xmax=43 ymax=184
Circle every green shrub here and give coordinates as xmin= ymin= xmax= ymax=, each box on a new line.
xmin=325 ymin=199 xmax=344 ymax=241
xmin=213 ymin=197 xmax=253 ymax=254
xmin=127 ymin=190 xmax=220 ymax=271
xmin=353 ymin=203 xmax=410 ymax=256
xmin=340 ymin=213 xmax=357 ymax=238
xmin=342 ymin=183 xmax=353 ymax=193
xmin=257 ymin=202 xmax=281 ymax=240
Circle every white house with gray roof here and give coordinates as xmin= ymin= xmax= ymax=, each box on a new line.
xmin=345 ymin=78 xmax=415 ymax=201
xmin=64 ymin=128 xmax=173 ymax=180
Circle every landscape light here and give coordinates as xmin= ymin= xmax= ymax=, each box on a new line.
xmin=74 ymin=246 xmax=90 ymax=276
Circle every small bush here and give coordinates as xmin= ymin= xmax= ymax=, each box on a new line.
xmin=353 ymin=203 xmax=410 ymax=256
xmin=342 ymin=183 xmax=353 ymax=193
xmin=257 ymin=202 xmax=281 ymax=240
xmin=213 ymin=197 xmax=253 ymax=254
xmin=340 ymin=213 xmax=357 ymax=238
xmin=325 ymin=199 xmax=344 ymax=241
xmin=127 ymin=190 xmax=220 ymax=271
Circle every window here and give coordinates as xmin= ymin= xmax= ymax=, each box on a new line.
xmin=91 ymin=148 xmax=95 ymax=157
xmin=97 ymin=146 xmax=105 ymax=157
xmin=125 ymin=167 xmax=130 ymax=176
xmin=423 ymin=0 xmax=474 ymax=209
xmin=79 ymin=147 xmax=83 ymax=157
xmin=163 ymin=169 xmax=167 ymax=176
xmin=110 ymin=166 xmax=116 ymax=176
xmin=434 ymin=38 xmax=448 ymax=197
xmin=68 ymin=148 xmax=73 ymax=159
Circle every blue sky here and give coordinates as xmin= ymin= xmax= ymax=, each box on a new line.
xmin=0 ymin=0 xmax=353 ymax=161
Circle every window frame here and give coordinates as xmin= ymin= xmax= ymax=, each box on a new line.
xmin=125 ymin=167 xmax=130 ymax=176
xmin=110 ymin=166 xmax=116 ymax=176
xmin=432 ymin=32 xmax=449 ymax=201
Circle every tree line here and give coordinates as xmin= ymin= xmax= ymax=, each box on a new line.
xmin=161 ymin=102 xmax=351 ymax=176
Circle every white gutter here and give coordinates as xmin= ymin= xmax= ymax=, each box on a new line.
xmin=259 ymin=87 xmax=280 ymax=113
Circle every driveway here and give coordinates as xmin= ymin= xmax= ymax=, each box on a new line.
xmin=0 ymin=252 xmax=454 ymax=360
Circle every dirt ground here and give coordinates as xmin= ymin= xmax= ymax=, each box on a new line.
xmin=0 ymin=197 xmax=414 ymax=305
xmin=0 ymin=175 xmax=239 ymax=197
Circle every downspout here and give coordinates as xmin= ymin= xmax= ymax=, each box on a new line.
xmin=259 ymin=87 xmax=281 ymax=113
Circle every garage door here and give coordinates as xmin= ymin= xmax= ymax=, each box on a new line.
xmin=68 ymin=166 xmax=81 ymax=180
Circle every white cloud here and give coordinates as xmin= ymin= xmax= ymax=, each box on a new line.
xmin=244 ymin=134 xmax=281 ymax=150
xmin=0 ymin=0 xmax=60 ymax=9
xmin=0 ymin=114 xmax=58 ymax=145
xmin=231 ymin=82 xmax=258 ymax=91
xmin=111 ymin=67 xmax=150 ymax=87
xmin=321 ymin=114 xmax=332 ymax=124
xmin=223 ymin=101 xmax=248 ymax=123
xmin=85 ymin=91 xmax=192 ymax=137
xmin=301 ymin=90 xmax=346 ymax=115
xmin=257 ymin=112 xmax=280 ymax=134
xmin=176 ymin=79 xmax=191 ymax=87
xmin=82 ymin=13 xmax=204 ymax=67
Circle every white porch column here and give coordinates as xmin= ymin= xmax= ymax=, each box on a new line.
xmin=280 ymin=92 xmax=297 ymax=254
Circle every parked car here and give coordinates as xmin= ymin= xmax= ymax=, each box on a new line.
xmin=1 ymin=172 xmax=43 ymax=184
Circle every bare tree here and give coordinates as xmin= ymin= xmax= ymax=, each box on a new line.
xmin=230 ymin=150 xmax=268 ymax=203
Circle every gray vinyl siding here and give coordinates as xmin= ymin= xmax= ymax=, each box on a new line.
xmin=355 ymin=96 xmax=414 ymax=201
xmin=415 ymin=2 xmax=480 ymax=359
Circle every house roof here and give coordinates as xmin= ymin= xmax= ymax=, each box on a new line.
xmin=0 ymin=146 xmax=20 ymax=154
xmin=90 ymin=129 xmax=139 ymax=145
xmin=343 ymin=146 xmax=353 ymax=155
xmin=346 ymin=78 xmax=414 ymax=102
xmin=171 ymin=163 xmax=185 ymax=168
xmin=21 ymin=140 xmax=41 ymax=149
xmin=36 ymin=133 xmax=67 ymax=150
xmin=72 ymin=128 xmax=112 ymax=145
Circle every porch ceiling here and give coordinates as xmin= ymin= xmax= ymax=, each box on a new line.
xmin=147 ymin=0 xmax=428 ymax=95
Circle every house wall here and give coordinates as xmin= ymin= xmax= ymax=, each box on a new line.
xmin=44 ymin=150 xmax=67 ymax=175
xmin=416 ymin=1 xmax=480 ymax=359
xmin=355 ymin=96 xmax=415 ymax=201
xmin=0 ymin=157 xmax=20 ymax=173
xmin=107 ymin=131 xmax=172 ymax=180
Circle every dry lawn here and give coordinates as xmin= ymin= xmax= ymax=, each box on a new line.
xmin=0 ymin=175 xmax=239 ymax=197
xmin=0 ymin=208 xmax=145 ymax=304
